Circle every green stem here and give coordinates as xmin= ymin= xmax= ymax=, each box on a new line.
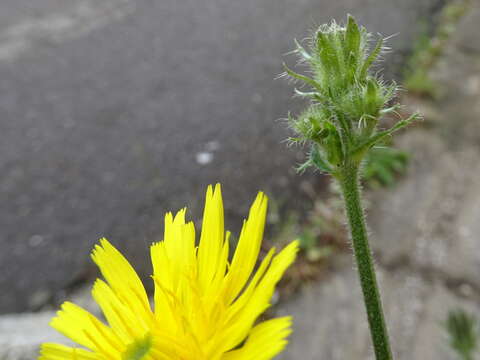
xmin=338 ymin=163 xmax=393 ymax=360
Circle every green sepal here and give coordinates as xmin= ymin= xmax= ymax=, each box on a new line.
xmin=294 ymin=88 xmax=319 ymax=98
xmin=380 ymin=103 xmax=402 ymax=115
xmin=294 ymin=38 xmax=313 ymax=61
xmin=359 ymin=114 xmax=377 ymax=138
xmin=316 ymin=30 xmax=341 ymax=75
xmin=345 ymin=15 xmax=361 ymax=61
xmin=344 ymin=15 xmax=361 ymax=81
xmin=351 ymin=112 xmax=420 ymax=161
xmin=296 ymin=159 xmax=313 ymax=174
xmin=309 ymin=116 xmax=329 ymax=142
xmin=360 ymin=37 xmax=383 ymax=79
xmin=283 ymin=63 xmax=323 ymax=92
xmin=365 ymin=78 xmax=379 ymax=116
xmin=323 ymin=121 xmax=344 ymax=166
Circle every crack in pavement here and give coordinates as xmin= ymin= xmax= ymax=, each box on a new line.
xmin=375 ymin=253 xmax=480 ymax=303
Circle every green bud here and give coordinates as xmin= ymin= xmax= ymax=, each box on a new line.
xmin=283 ymin=15 xmax=419 ymax=176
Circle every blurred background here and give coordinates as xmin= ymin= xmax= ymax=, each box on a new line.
xmin=1 ymin=0 xmax=480 ymax=359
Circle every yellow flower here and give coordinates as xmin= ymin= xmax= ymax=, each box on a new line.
xmin=39 ymin=184 xmax=299 ymax=360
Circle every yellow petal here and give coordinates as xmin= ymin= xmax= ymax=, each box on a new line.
xmin=39 ymin=343 xmax=99 ymax=360
xmin=151 ymin=210 xmax=197 ymax=330
xmin=91 ymin=279 xmax=148 ymax=343
xmin=222 ymin=192 xmax=268 ymax=304
xmin=222 ymin=317 xmax=293 ymax=360
xmin=49 ymin=302 xmax=121 ymax=356
xmin=221 ymin=240 xmax=299 ymax=351
xmin=91 ymin=239 xmax=151 ymax=326
xmin=197 ymin=184 xmax=225 ymax=293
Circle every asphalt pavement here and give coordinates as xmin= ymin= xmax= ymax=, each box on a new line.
xmin=0 ymin=0 xmax=444 ymax=313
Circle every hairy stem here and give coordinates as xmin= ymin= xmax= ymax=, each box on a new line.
xmin=338 ymin=163 xmax=393 ymax=360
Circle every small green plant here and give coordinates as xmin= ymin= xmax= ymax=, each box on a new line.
xmin=403 ymin=23 xmax=438 ymax=97
xmin=272 ymin=199 xmax=343 ymax=264
xmin=446 ymin=309 xmax=479 ymax=360
xmin=281 ymin=15 xmax=420 ymax=360
xmin=404 ymin=0 xmax=471 ymax=97
xmin=298 ymin=229 xmax=334 ymax=262
xmin=363 ymin=146 xmax=409 ymax=187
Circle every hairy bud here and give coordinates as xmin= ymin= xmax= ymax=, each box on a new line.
xmin=283 ymin=15 xmax=419 ymax=177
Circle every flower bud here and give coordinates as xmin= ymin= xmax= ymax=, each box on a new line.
xmin=283 ymin=15 xmax=419 ymax=176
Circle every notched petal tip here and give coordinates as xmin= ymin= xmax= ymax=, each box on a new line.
xmin=90 ymin=237 xmax=112 ymax=262
xmin=251 ymin=191 xmax=268 ymax=213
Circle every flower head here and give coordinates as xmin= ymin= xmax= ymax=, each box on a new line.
xmin=283 ymin=15 xmax=419 ymax=176
xmin=39 ymin=184 xmax=298 ymax=360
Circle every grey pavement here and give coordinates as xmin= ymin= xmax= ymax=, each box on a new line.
xmin=277 ymin=259 xmax=480 ymax=360
xmin=0 ymin=0 xmax=445 ymax=315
